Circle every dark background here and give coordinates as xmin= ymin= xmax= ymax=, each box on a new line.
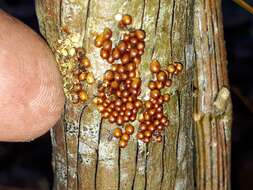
xmin=0 ymin=0 xmax=253 ymax=189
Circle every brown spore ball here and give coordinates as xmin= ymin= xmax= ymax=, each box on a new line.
xmin=73 ymin=69 xmax=81 ymax=76
xmin=128 ymin=71 xmax=136 ymax=78
xmin=122 ymin=14 xmax=132 ymax=25
xmin=176 ymin=62 xmax=183 ymax=72
xmin=81 ymin=57 xmax=91 ymax=68
xmin=123 ymin=33 xmax=130 ymax=42
xmin=145 ymin=131 xmax=152 ymax=139
xmin=121 ymin=133 xmax=130 ymax=141
xmin=116 ymin=116 xmax=124 ymax=125
xmin=157 ymin=71 xmax=167 ymax=82
xmin=118 ymin=20 xmax=126 ymax=29
xmin=124 ymin=116 xmax=130 ymax=122
xmin=78 ymin=72 xmax=87 ymax=81
xmin=140 ymin=124 xmax=147 ymax=131
xmin=104 ymin=70 xmax=114 ymax=81
xmin=125 ymin=110 xmax=132 ymax=117
xmin=133 ymin=56 xmax=141 ymax=65
xmin=148 ymin=109 xmax=156 ymax=116
xmin=112 ymin=48 xmax=121 ymax=60
xmin=113 ymin=128 xmax=122 ymax=138
xmin=130 ymin=37 xmax=138 ymax=45
xmin=121 ymin=73 xmax=128 ymax=81
xmin=156 ymin=81 xmax=164 ymax=89
xmin=165 ymin=79 xmax=172 ymax=87
xmin=154 ymin=120 xmax=160 ymax=126
xmin=107 ymin=56 xmax=115 ymax=64
xmin=102 ymin=111 xmax=110 ymax=118
xmin=135 ymin=29 xmax=146 ymax=41
xmin=111 ymin=64 xmax=118 ymax=72
xmin=135 ymin=100 xmax=143 ymax=108
xmin=125 ymin=124 xmax=135 ymax=135
xmin=156 ymin=112 xmax=163 ymax=119
xmin=118 ymin=41 xmax=127 ymax=53
xmin=102 ymin=40 xmax=112 ymax=51
xmin=150 ymin=89 xmax=160 ymax=99
xmin=163 ymin=94 xmax=170 ymax=102
xmin=79 ymin=91 xmax=88 ymax=101
xmin=138 ymin=50 xmax=144 ymax=56
xmin=111 ymin=81 xmax=119 ymax=89
xmin=103 ymin=27 xmax=112 ymax=39
xmin=119 ymin=139 xmax=128 ymax=148
xmin=131 ymin=77 xmax=141 ymax=89
xmin=150 ymin=60 xmax=161 ymax=73
xmin=73 ymin=84 xmax=82 ymax=92
xmin=100 ymin=48 xmax=109 ymax=59
xmin=114 ymin=72 xmax=121 ymax=81
xmin=130 ymin=48 xmax=139 ymax=58
xmin=137 ymin=41 xmax=145 ymax=50
xmin=121 ymin=53 xmax=130 ymax=64
xmin=122 ymin=90 xmax=129 ymax=97
xmin=167 ymin=64 xmax=176 ymax=73
xmin=148 ymin=81 xmax=156 ymax=90
xmin=86 ymin=72 xmax=95 ymax=84
xmin=126 ymin=102 xmax=134 ymax=110
xmin=137 ymin=132 xmax=144 ymax=140
xmin=117 ymin=65 xmax=125 ymax=73
xmin=109 ymin=115 xmax=116 ymax=123
xmin=145 ymin=101 xmax=152 ymax=109
xmin=143 ymin=137 xmax=150 ymax=143
xmin=129 ymin=115 xmax=136 ymax=121
xmin=95 ymin=34 xmax=105 ymax=47
xmin=147 ymin=124 xmax=156 ymax=132
xmin=161 ymin=117 xmax=168 ymax=125
xmin=127 ymin=63 xmax=136 ymax=72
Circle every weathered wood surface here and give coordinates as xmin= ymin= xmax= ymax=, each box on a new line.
xmin=35 ymin=0 xmax=231 ymax=190
xmin=193 ymin=1 xmax=232 ymax=190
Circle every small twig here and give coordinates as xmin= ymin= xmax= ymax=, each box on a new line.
xmin=233 ymin=0 xmax=253 ymax=15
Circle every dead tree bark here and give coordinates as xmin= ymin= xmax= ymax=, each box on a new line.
xmin=193 ymin=1 xmax=232 ymax=190
xmin=35 ymin=0 xmax=232 ymax=190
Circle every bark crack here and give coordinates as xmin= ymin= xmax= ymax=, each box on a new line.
xmin=59 ymin=0 xmax=63 ymax=29
xmin=154 ymin=0 xmax=161 ymax=35
xmin=141 ymin=0 xmax=146 ymax=29
xmin=174 ymin=90 xmax=181 ymax=189
xmin=170 ymin=0 xmax=176 ymax=59
xmin=63 ymin=104 xmax=69 ymax=190
xmin=159 ymin=135 xmax=165 ymax=190
xmin=76 ymin=104 xmax=88 ymax=190
xmin=84 ymin=0 xmax=91 ymax=39
xmin=94 ymin=119 xmax=103 ymax=190
xmin=144 ymin=145 xmax=148 ymax=190
xmin=118 ymin=148 xmax=121 ymax=190
xmin=131 ymin=141 xmax=139 ymax=190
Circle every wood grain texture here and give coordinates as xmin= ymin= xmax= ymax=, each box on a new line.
xmin=35 ymin=0 xmax=231 ymax=189
xmin=193 ymin=1 xmax=232 ymax=190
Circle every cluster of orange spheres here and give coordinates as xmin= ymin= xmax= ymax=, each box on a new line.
xmin=93 ymin=14 xmax=184 ymax=148
xmin=113 ymin=124 xmax=135 ymax=148
xmin=94 ymin=15 xmax=145 ymax=65
xmin=71 ymin=48 xmax=95 ymax=104
xmin=93 ymin=15 xmax=147 ymax=148
xmin=136 ymin=60 xmax=183 ymax=143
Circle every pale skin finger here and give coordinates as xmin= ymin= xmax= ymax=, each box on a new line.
xmin=0 ymin=10 xmax=65 ymax=142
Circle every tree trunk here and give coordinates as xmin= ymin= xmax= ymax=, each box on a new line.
xmin=35 ymin=0 xmax=232 ymax=190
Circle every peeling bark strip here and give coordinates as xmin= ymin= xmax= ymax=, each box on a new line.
xmin=36 ymin=0 xmax=231 ymax=190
